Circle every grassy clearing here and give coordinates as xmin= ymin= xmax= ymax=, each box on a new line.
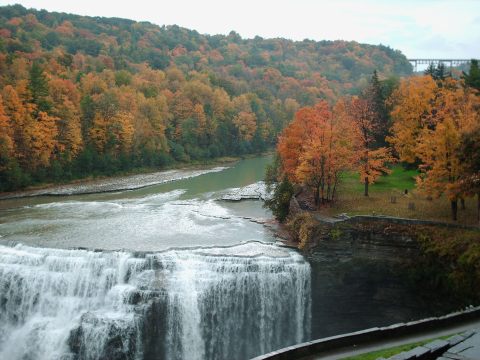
xmin=316 ymin=165 xmax=479 ymax=226
xmin=340 ymin=334 xmax=453 ymax=360
xmin=340 ymin=165 xmax=419 ymax=193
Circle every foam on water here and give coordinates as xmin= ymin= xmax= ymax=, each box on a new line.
xmin=0 ymin=243 xmax=310 ymax=360
xmin=0 ymin=190 xmax=270 ymax=251
xmin=219 ymin=181 xmax=271 ymax=201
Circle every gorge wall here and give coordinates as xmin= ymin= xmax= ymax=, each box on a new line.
xmin=292 ymin=207 xmax=466 ymax=339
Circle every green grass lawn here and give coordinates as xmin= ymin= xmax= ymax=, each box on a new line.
xmin=340 ymin=334 xmax=453 ymax=360
xmin=339 ymin=165 xmax=418 ymax=194
xmin=315 ymin=165 xmax=479 ymax=226
xmin=370 ymin=166 xmax=418 ymax=192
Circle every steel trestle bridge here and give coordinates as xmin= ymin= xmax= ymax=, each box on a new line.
xmin=408 ymin=58 xmax=473 ymax=72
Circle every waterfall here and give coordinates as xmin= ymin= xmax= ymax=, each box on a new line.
xmin=0 ymin=243 xmax=311 ymax=360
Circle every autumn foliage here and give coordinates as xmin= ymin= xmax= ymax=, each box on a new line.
xmin=278 ymin=101 xmax=357 ymax=204
xmin=343 ymin=97 xmax=395 ymax=196
xmin=389 ymin=76 xmax=480 ymax=221
xmin=0 ymin=5 xmax=412 ymax=191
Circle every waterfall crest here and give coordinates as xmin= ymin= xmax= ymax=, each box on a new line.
xmin=0 ymin=243 xmax=311 ymax=360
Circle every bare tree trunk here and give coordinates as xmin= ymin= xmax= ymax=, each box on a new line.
xmin=364 ymin=177 xmax=369 ymax=197
xmin=460 ymin=198 xmax=465 ymax=210
xmin=477 ymin=192 xmax=480 ymax=225
xmin=332 ymin=180 xmax=338 ymax=203
xmin=314 ymin=187 xmax=320 ymax=207
xmin=451 ymin=199 xmax=458 ymax=221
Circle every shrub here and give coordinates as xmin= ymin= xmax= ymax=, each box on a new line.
xmin=264 ymin=176 xmax=294 ymax=222
xmin=287 ymin=213 xmax=318 ymax=249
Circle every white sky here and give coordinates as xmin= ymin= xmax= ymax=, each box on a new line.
xmin=2 ymin=0 xmax=479 ymax=59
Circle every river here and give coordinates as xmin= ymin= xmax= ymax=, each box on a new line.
xmin=0 ymin=156 xmax=458 ymax=360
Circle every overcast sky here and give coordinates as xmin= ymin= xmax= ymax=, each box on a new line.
xmin=2 ymin=0 xmax=479 ymax=59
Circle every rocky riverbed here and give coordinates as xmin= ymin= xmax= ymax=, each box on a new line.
xmin=218 ymin=181 xmax=272 ymax=201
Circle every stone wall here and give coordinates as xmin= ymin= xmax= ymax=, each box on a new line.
xmin=251 ymin=307 xmax=480 ymax=360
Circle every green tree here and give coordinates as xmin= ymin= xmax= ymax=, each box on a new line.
xmin=28 ymin=62 xmax=51 ymax=113
xmin=462 ymin=59 xmax=480 ymax=92
xmin=264 ymin=177 xmax=294 ymax=222
xmin=80 ymin=95 xmax=95 ymax=139
xmin=458 ymin=128 xmax=480 ymax=223
xmin=264 ymin=156 xmax=295 ymax=222
xmin=424 ymin=63 xmax=436 ymax=77
xmin=434 ymin=63 xmax=450 ymax=81
xmin=363 ymin=70 xmax=390 ymax=147
xmin=425 ymin=62 xmax=450 ymax=81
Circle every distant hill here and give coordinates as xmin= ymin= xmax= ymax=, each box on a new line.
xmin=0 ymin=4 xmax=412 ymax=98
xmin=0 ymin=4 xmax=412 ymax=191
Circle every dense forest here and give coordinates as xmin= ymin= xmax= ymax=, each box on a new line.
xmin=0 ymin=4 xmax=412 ymax=191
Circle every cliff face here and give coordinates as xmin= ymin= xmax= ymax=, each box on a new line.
xmin=309 ymin=217 xmax=420 ymax=257
xmin=300 ymin=214 xmax=462 ymax=340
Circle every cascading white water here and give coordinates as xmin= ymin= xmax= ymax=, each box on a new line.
xmin=0 ymin=242 xmax=311 ymax=360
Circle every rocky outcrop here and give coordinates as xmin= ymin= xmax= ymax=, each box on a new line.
xmin=288 ymin=195 xmax=304 ymax=216
xmin=68 ymin=312 xmax=139 ymax=360
xmin=219 ymin=181 xmax=271 ymax=201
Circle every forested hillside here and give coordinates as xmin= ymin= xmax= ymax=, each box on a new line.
xmin=0 ymin=4 xmax=412 ymax=191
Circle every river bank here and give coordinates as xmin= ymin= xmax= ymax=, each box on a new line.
xmin=0 ymin=153 xmax=271 ymax=200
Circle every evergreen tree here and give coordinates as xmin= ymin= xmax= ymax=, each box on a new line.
xmin=425 ymin=62 xmax=450 ymax=81
xmin=363 ymin=70 xmax=390 ymax=147
xmin=462 ymin=59 xmax=480 ymax=92
xmin=459 ymin=128 xmax=480 ymax=223
xmin=434 ymin=62 xmax=450 ymax=81
xmin=424 ymin=63 xmax=436 ymax=77
xmin=28 ymin=62 xmax=51 ymax=113
xmin=80 ymin=95 xmax=96 ymax=139
xmin=264 ymin=177 xmax=294 ymax=222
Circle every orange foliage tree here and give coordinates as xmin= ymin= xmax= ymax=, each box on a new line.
xmin=0 ymin=95 xmax=13 ymax=171
xmin=345 ymin=97 xmax=395 ymax=196
xmin=278 ymin=101 xmax=356 ymax=205
xmin=388 ymin=76 xmax=437 ymax=163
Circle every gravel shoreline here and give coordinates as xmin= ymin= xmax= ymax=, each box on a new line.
xmin=0 ymin=166 xmax=229 ymax=200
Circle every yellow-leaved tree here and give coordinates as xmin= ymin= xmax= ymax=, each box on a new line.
xmin=390 ymin=76 xmax=480 ymax=220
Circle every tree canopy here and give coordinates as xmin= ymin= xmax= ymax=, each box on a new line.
xmin=0 ymin=5 xmax=413 ymax=191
